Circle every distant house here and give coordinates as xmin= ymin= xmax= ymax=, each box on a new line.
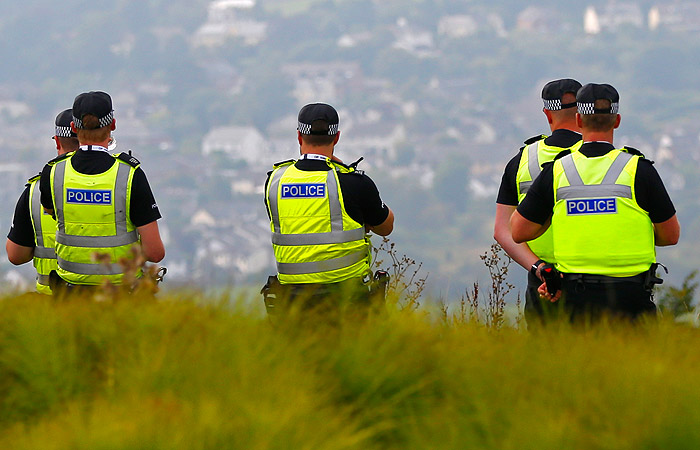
xmin=190 ymin=209 xmax=217 ymax=228
xmin=649 ymin=3 xmax=700 ymax=32
xmin=341 ymin=110 xmax=406 ymax=165
xmin=437 ymin=15 xmax=478 ymax=38
xmin=193 ymin=0 xmax=267 ymax=47
xmin=201 ymin=126 xmax=268 ymax=164
xmin=440 ymin=10 xmax=506 ymax=38
xmin=392 ymin=17 xmax=436 ymax=58
xmin=584 ymin=3 xmax=643 ymax=34
xmin=516 ymin=6 xmax=566 ymax=33
xmin=282 ymin=62 xmax=363 ymax=105
xmin=337 ymin=31 xmax=374 ymax=48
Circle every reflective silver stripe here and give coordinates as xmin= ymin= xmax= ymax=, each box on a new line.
xmin=267 ymin=166 xmax=290 ymax=234
xmin=557 ymin=151 xmax=635 ymax=200
xmin=34 ymin=247 xmax=57 ymax=258
xmin=527 ymin=141 xmax=541 ymax=180
xmin=114 ymin=163 xmax=130 ymax=234
xmin=561 ymin=155 xmax=584 ymax=186
xmin=602 ymin=151 xmax=633 ymax=185
xmin=556 ymin=185 xmax=632 ymax=200
xmin=37 ymin=274 xmax=51 ymax=286
xmin=53 ymin=161 xmax=66 ymax=233
xmin=272 ymin=228 xmax=365 ymax=246
xmin=276 ymin=250 xmax=367 ymax=275
xmin=57 ymin=256 xmax=124 ymax=276
xmin=326 ymin=171 xmax=343 ymax=232
xmin=30 ymin=182 xmax=45 ymax=247
xmin=518 ymin=142 xmax=541 ymax=196
xmin=56 ymin=230 xmax=139 ymax=248
xmin=518 ymin=180 xmax=532 ymax=196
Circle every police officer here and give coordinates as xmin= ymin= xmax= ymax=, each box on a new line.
xmin=511 ymin=83 xmax=680 ymax=321
xmin=6 ymin=109 xmax=80 ymax=294
xmin=264 ymin=103 xmax=394 ymax=316
xmin=494 ymin=78 xmax=582 ymax=325
xmin=39 ymin=91 xmax=165 ymax=291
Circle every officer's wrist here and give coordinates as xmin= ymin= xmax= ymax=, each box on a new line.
xmin=531 ymin=259 xmax=545 ymax=277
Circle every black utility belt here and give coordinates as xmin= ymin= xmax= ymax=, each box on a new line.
xmin=563 ymin=272 xmax=646 ymax=285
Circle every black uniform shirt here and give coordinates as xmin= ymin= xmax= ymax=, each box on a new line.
xmin=517 ymin=142 xmax=676 ymax=225
xmin=496 ymin=129 xmax=582 ymax=206
xmin=264 ymin=158 xmax=390 ymax=227
xmin=7 ymin=183 xmax=36 ymax=247
xmin=39 ymin=149 xmax=162 ymax=228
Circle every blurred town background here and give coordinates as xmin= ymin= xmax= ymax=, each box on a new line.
xmin=0 ymin=0 xmax=698 ymax=300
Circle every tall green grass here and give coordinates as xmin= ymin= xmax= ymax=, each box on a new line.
xmin=1 ymin=292 xmax=699 ymax=449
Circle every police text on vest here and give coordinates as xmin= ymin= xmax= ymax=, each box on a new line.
xmin=281 ymin=183 xmax=326 ymax=198
xmin=66 ymin=189 xmax=112 ymax=205
xmin=566 ymin=198 xmax=617 ymax=215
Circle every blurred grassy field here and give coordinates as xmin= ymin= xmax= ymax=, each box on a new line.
xmin=0 ymin=291 xmax=699 ymax=449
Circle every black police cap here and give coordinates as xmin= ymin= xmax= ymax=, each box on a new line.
xmin=541 ymin=79 xmax=582 ymax=110
xmin=298 ymin=103 xmax=339 ymax=135
xmin=54 ymin=108 xmax=77 ymax=138
xmin=72 ymin=91 xmax=114 ymax=129
xmin=576 ymin=83 xmax=619 ymax=115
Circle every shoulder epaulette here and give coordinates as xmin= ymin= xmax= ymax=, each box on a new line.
xmin=524 ymin=134 xmax=546 ymax=145
xmin=273 ymin=159 xmax=295 ymax=168
xmin=47 ymin=152 xmax=73 ymax=165
xmin=27 ymin=173 xmax=41 ymax=184
xmin=622 ymin=146 xmax=646 ymax=158
xmin=117 ymin=152 xmax=141 ymax=168
xmin=330 ymin=159 xmax=362 ymax=175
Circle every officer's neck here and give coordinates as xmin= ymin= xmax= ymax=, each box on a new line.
xmin=581 ymin=129 xmax=614 ymax=144
xmin=300 ymin=144 xmax=334 ymax=159
xmin=79 ymin=138 xmax=110 ymax=147
xmin=550 ymin=117 xmax=580 ymax=134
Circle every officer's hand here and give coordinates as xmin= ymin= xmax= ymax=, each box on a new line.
xmin=538 ymin=282 xmax=562 ymax=303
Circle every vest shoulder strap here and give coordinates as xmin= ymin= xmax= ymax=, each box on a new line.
xmin=27 ymin=173 xmax=41 ymax=184
xmin=330 ymin=160 xmax=356 ymax=174
xmin=524 ymin=134 xmax=546 ymax=145
xmin=116 ymin=152 xmax=141 ymax=168
xmin=47 ymin=152 xmax=73 ymax=166
xmin=621 ymin=146 xmax=651 ymax=162
xmin=273 ymin=159 xmax=295 ymax=168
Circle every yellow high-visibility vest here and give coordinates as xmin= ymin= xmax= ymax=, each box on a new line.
xmin=516 ymin=137 xmax=582 ymax=262
xmin=28 ymin=175 xmax=57 ymax=294
xmin=551 ymin=149 xmax=655 ymax=276
xmin=50 ymin=153 xmax=140 ymax=285
xmin=266 ymin=158 xmax=371 ymax=284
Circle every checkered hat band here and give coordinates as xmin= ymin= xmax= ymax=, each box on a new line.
xmin=577 ymin=102 xmax=619 ymax=114
xmin=543 ymin=99 xmax=562 ymax=111
xmin=73 ymin=110 xmax=114 ymax=129
xmin=55 ymin=126 xmax=73 ymax=138
xmin=298 ymin=122 xmax=339 ymax=135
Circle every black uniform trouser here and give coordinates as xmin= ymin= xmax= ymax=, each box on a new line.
xmin=560 ymin=275 xmax=656 ymax=323
xmin=264 ymin=277 xmax=374 ymax=322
